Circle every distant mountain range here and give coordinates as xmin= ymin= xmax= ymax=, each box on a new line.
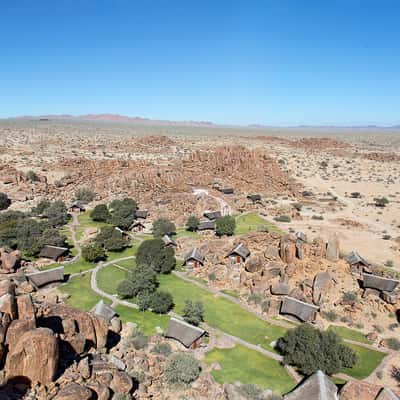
xmin=10 ymin=114 xmax=400 ymax=129
xmin=13 ymin=113 xmax=216 ymax=127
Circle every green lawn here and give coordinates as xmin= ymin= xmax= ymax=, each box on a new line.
xmin=97 ymin=265 xmax=128 ymax=294
xmin=76 ymin=211 xmax=110 ymax=240
xmin=60 ymin=273 xmax=109 ymax=311
xmin=342 ymin=344 xmax=386 ymax=379
xmin=106 ymin=240 xmax=140 ymax=261
xmin=174 ymin=227 xmax=200 ymax=239
xmin=115 ymin=305 xmax=169 ymax=336
xmin=204 ymin=345 xmax=295 ymax=394
xmin=329 ymin=325 xmax=371 ymax=344
xmin=157 ymin=274 xmax=286 ymax=351
xmin=235 ymin=213 xmax=283 ymax=235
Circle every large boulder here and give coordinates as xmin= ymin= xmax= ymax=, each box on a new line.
xmin=0 ymin=249 xmax=21 ymax=272
xmin=326 ymin=234 xmax=340 ymax=262
xmin=109 ymin=371 xmax=133 ymax=395
xmin=245 ymin=255 xmax=264 ymax=273
xmin=313 ymin=237 xmax=326 ymax=258
xmin=279 ymin=235 xmax=296 ymax=264
xmin=270 ymin=283 xmax=290 ymax=295
xmin=312 ymin=272 xmax=333 ymax=304
xmin=55 ymin=383 xmax=93 ymax=400
xmin=5 ymin=327 xmax=58 ymax=385
xmin=16 ymin=294 xmax=36 ymax=320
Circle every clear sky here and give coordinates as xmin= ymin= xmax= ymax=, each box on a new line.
xmin=1 ymin=1 xmax=399 ymax=126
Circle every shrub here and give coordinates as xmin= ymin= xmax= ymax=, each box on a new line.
xmin=26 ymin=170 xmax=39 ymax=182
xmin=150 ymin=291 xmax=174 ymax=314
xmin=215 ymin=215 xmax=236 ymax=237
xmin=374 ymin=197 xmax=389 ymax=207
xmin=0 ymin=193 xmax=11 ymax=210
xmin=109 ymin=199 xmax=137 ymax=230
xmin=312 ymin=215 xmax=324 ymax=220
xmin=385 ymin=260 xmax=394 ymax=268
xmin=117 ymin=279 xmax=135 ymax=299
xmin=386 ymin=338 xmax=400 ymax=351
xmin=237 ymin=383 xmax=263 ymax=400
xmin=95 ymin=226 xmax=127 ymax=252
xmin=127 ymin=264 xmax=158 ymax=297
xmin=208 ymin=272 xmax=216 ymax=281
xmin=373 ymin=325 xmax=383 ymax=334
xmin=183 ymin=300 xmax=204 ymax=326
xmin=82 ymin=242 xmax=106 ymax=262
xmin=164 ymin=353 xmax=200 ymax=386
xmin=136 ymin=291 xmax=153 ymax=311
xmin=186 ymin=216 xmax=200 ymax=232
xmin=247 ymin=293 xmax=262 ymax=305
xmin=131 ymin=331 xmax=148 ymax=350
xmin=90 ymin=204 xmax=111 ymax=222
xmin=152 ymin=218 xmax=176 ymax=238
xmin=278 ymin=324 xmax=357 ymax=376
xmin=322 ymin=310 xmax=338 ymax=322
xmin=274 ymin=215 xmax=291 ymax=223
xmin=152 ymin=342 xmax=172 ymax=357
xmin=342 ymin=291 xmax=357 ymax=303
xmin=261 ymin=299 xmax=270 ymax=313
xmin=75 ymin=187 xmax=96 ymax=203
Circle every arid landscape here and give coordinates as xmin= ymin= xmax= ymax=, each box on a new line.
xmin=0 ymin=117 xmax=399 ymax=399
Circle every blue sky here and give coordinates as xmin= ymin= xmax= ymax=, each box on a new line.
xmin=1 ymin=1 xmax=399 ymax=126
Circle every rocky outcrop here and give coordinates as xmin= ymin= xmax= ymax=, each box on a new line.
xmin=326 ymin=234 xmax=340 ymax=262
xmin=5 ymin=327 xmax=58 ymax=384
xmin=55 ymin=383 xmax=93 ymax=400
xmin=0 ymin=248 xmax=21 ymax=273
xmin=280 ymin=235 xmax=296 ymax=264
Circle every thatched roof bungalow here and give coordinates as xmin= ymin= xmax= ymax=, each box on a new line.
xmin=165 ymin=317 xmax=206 ymax=349
xmin=362 ymin=273 xmax=400 ymax=293
xmin=26 ymin=266 xmax=65 ymax=288
xmin=280 ymin=296 xmax=319 ymax=322
xmin=39 ymin=245 xmax=69 ymax=262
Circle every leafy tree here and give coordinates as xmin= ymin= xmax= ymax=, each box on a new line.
xmin=215 ymin=215 xmax=236 ymax=237
xmin=278 ymin=324 xmax=357 ymax=376
xmin=164 ymin=352 xmax=200 ymax=386
xmin=186 ymin=216 xmax=200 ymax=232
xmin=0 ymin=193 xmax=11 ymax=210
xmin=137 ymin=291 xmax=153 ymax=311
xmin=75 ymin=187 xmax=96 ymax=203
xmin=0 ymin=219 xmax=19 ymax=249
xmin=39 ymin=228 xmax=67 ymax=248
xmin=109 ymin=204 xmax=135 ymax=230
xmin=31 ymin=199 xmax=51 ymax=215
xmin=42 ymin=201 xmax=70 ymax=227
xmin=117 ymin=279 xmax=135 ymax=299
xmin=110 ymin=198 xmax=137 ymax=213
xmin=136 ymin=239 xmax=176 ymax=274
xmin=95 ymin=226 xmax=128 ymax=252
xmin=16 ymin=219 xmax=44 ymax=256
xmin=127 ymin=264 xmax=158 ymax=297
xmin=90 ymin=204 xmax=111 ymax=222
xmin=82 ymin=242 xmax=106 ymax=262
xmin=183 ymin=300 xmax=204 ymax=326
xmin=150 ymin=291 xmax=174 ymax=314
xmin=152 ymin=218 xmax=176 ymax=238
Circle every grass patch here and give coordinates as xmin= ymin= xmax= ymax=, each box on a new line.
xmin=76 ymin=211 xmax=110 ymax=241
xmin=60 ymin=273 xmax=109 ymax=311
xmin=220 ymin=289 xmax=240 ymax=298
xmin=97 ymin=265 xmax=128 ymax=294
xmin=329 ymin=325 xmax=371 ymax=344
xmin=342 ymin=343 xmax=385 ymax=379
xmin=115 ymin=305 xmax=169 ymax=336
xmin=204 ymin=345 xmax=295 ymax=394
xmin=173 ymin=227 xmax=200 ymax=239
xmin=158 ymin=274 xmax=286 ymax=351
xmin=235 ymin=213 xmax=283 ymax=235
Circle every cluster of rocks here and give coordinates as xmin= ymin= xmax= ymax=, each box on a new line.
xmin=0 ymin=248 xmax=21 ymax=273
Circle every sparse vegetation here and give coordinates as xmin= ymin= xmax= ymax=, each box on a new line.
xmin=164 ymin=352 xmax=200 ymax=386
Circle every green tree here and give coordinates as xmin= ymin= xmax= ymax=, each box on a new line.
xmin=164 ymin=353 xmax=200 ymax=386
xmin=16 ymin=219 xmax=44 ymax=256
xmin=90 ymin=204 xmax=111 ymax=222
xmin=82 ymin=242 xmax=106 ymax=262
xmin=31 ymin=199 xmax=51 ymax=215
xmin=75 ymin=187 xmax=96 ymax=203
xmin=0 ymin=193 xmax=11 ymax=210
xmin=186 ymin=216 xmax=200 ymax=232
xmin=137 ymin=291 xmax=153 ymax=311
xmin=150 ymin=291 xmax=174 ymax=314
xmin=278 ymin=324 xmax=357 ymax=376
xmin=136 ymin=238 xmax=176 ymax=274
xmin=127 ymin=264 xmax=158 ymax=297
xmin=95 ymin=226 xmax=128 ymax=252
xmin=43 ymin=201 xmax=70 ymax=227
xmin=215 ymin=215 xmax=236 ymax=237
xmin=117 ymin=279 xmax=135 ymax=299
xmin=152 ymin=218 xmax=176 ymax=238
xmin=39 ymin=228 xmax=67 ymax=249
xmin=26 ymin=170 xmax=39 ymax=182
xmin=183 ymin=300 xmax=204 ymax=326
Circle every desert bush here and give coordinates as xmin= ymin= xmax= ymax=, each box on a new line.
xmin=237 ymin=383 xmax=263 ymax=400
xmin=164 ymin=353 xmax=200 ymax=386
xmin=75 ymin=187 xmax=96 ymax=203
xmin=26 ymin=170 xmax=39 ymax=182
xmin=186 ymin=216 xmax=200 ymax=232
xmin=208 ymin=272 xmax=216 ymax=281
xmin=385 ymin=260 xmax=394 ymax=268
xmin=342 ymin=291 xmax=357 ymax=303
xmin=152 ymin=342 xmax=172 ymax=357
xmin=373 ymin=325 xmax=383 ymax=334
xmin=274 ymin=215 xmax=291 ymax=223
xmin=247 ymin=293 xmax=262 ymax=305
xmin=261 ymin=299 xmax=270 ymax=313
xmin=322 ymin=310 xmax=338 ymax=322
xmin=386 ymin=338 xmax=400 ymax=350
xmin=312 ymin=215 xmax=324 ymax=220
xmin=183 ymin=300 xmax=204 ymax=326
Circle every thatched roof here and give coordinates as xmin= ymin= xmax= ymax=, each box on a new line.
xmin=26 ymin=266 xmax=64 ymax=287
xmin=198 ymin=220 xmax=215 ymax=231
xmin=219 ymin=187 xmax=234 ymax=194
xmin=93 ymin=300 xmax=116 ymax=322
xmin=162 ymin=235 xmax=177 ymax=247
xmin=376 ymin=388 xmax=400 ymax=400
xmin=280 ymin=296 xmax=319 ymax=322
xmin=39 ymin=245 xmax=68 ymax=260
xmin=247 ymin=194 xmax=262 ymax=202
xmin=227 ymin=243 xmax=250 ymax=260
xmin=203 ymin=211 xmax=222 ymax=220
xmin=284 ymin=370 xmax=338 ymax=400
xmin=135 ymin=210 xmax=148 ymax=219
xmin=130 ymin=220 xmax=145 ymax=229
xmin=183 ymin=248 xmax=204 ymax=265
xmin=362 ymin=273 xmax=400 ymax=292
xmin=165 ymin=317 xmax=205 ymax=348
xmin=347 ymin=251 xmax=369 ymax=267
xmin=69 ymin=202 xmax=85 ymax=211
